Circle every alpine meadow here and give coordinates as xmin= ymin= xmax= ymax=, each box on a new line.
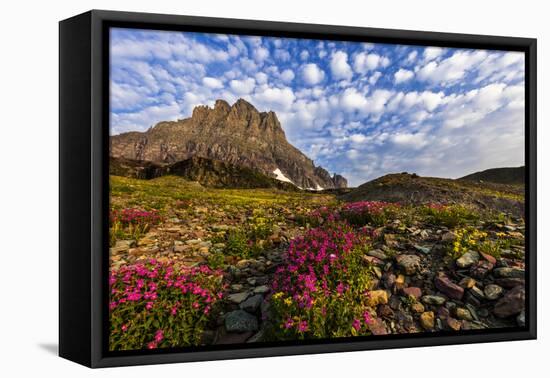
xmin=108 ymin=28 xmax=526 ymax=351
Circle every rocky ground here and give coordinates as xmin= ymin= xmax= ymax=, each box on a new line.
xmin=109 ymin=175 xmax=526 ymax=345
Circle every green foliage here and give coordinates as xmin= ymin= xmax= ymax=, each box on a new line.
xmin=420 ymin=204 xmax=479 ymax=228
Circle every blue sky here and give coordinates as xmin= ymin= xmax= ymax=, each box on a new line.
xmin=110 ymin=28 xmax=525 ymax=186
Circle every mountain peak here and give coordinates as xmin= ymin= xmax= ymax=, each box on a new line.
xmin=110 ymin=99 xmax=348 ymax=189
xmin=231 ymin=98 xmax=259 ymax=114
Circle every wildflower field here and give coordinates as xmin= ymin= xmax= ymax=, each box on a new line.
xmin=109 ymin=174 xmax=526 ymax=351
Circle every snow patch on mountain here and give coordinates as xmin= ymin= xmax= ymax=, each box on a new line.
xmin=273 ymin=168 xmax=294 ymax=184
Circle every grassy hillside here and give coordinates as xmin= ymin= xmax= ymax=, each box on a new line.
xmin=340 ymin=173 xmax=524 ymax=217
xmin=460 ymin=166 xmax=525 ymax=185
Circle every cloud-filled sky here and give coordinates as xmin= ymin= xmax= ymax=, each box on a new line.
xmin=110 ymin=28 xmax=525 ymax=186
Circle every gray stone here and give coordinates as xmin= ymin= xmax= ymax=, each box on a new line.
xmin=493 ymin=267 xmax=525 ymax=279
xmin=484 ymin=284 xmax=504 ymax=300
xmin=225 ymin=310 xmax=259 ymax=333
xmin=414 ymin=245 xmax=431 ymax=254
xmin=456 ymin=250 xmax=480 ymax=268
xmin=239 ymin=294 xmax=263 ymax=313
xmin=396 ymin=254 xmax=422 ymax=275
xmin=253 ymin=285 xmax=270 ymax=294
xmin=422 ymin=295 xmax=446 ymax=306
xmin=227 ymin=292 xmax=250 ymax=304
xmin=367 ymin=249 xmax=388 ymax=260
xmin=455 ymin=307 xmax=473 ymax=321
xmin=494 ymin=286 xmax=525 ymax=318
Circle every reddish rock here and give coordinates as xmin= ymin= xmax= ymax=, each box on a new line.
xmin=402 ymin=286 xmax=422 ymax=299
xmin=377 ymin=304 xmax=395 ymax=318
xmin=434 ymin=274 xmax=464 ymax=300
xmin=494 ymin=286 xmax=525 ymax=318
xmin=480 ymin=251 xmax=497 ymax=265
xmin=470 ymin=260 xmax=494 ymax=279
xmin=369 ymin=318 xmax=388 ymax=335
xmin=437 ymin=307 xmax=450 ymax=319
xmin=447 ymin=317 xmax=462 ymax=331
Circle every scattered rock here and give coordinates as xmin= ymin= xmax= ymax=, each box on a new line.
xmin=253 ymin=285 xmax=270 ymax=294
xmin=469 ymin=285 xmax=486 ymax=301
xmin=446 ymin=317 xmax=462 ymax=331
xmin=495 ymin=278 xmax=525 ymax=288
xmin=369 ymin=318 xmax=388 ymax=335
xmin=484 ymin=284 xmax=504 ymax=300
xmin=479 ymin=252 xmax=497 ymax=265
xmin=239 ymin=294 xmax=263 ymax=313
xmin=382 ymin=273 xmax=396 ymax=290
xmin=367 ymin=290 xmax=389 ymax=307
xmin=441 ymin=232 xmax=457 ymax=243
xmin=367 ymin=249 xmax=388 ymax=260
xmin=494 ymin=286 xmax=525 ymax=318
xmin=458 ymin=277 xmax=476 ymax=289
xmin=396 ymin=255 xmax=421 ymax=275
xmin=434 ymin=274 xmax=464 ymax=300
xmin=227 ymin=292 xmax=250 ymax=304
xmin=402 ymin=286 xmax=422 ymax=299
xmin=469 ymin=260 xmax=494 ymax=279
xmin=420 ymin=311 xmax=435 ymax=330
xmin=411 ymin=302 xmax=425 ymax=314
xmin=422 ymin=295 xmax=446 ymax=306
xmin=225 ymin=310 xmax=259 ymax=333
xmin=493 ymin=267 xmax=525 ymax=279
xmin=455 ymin=307 xmax=473 ymax=321
xmin=394 ymin=274 xmax=406 ymax=290
xmin=414 ymin=245 xmax=431 ymax=254
xmin=110 ymin=240 xmax=132 ymax=255
xmin=456 ymin=250 xmax=480 ymax=268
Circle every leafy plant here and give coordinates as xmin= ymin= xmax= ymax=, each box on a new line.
xmin=420 ymin=204 xmax=479 ymax=228
xmin=109 ymin=208 xmax=161 ymax=246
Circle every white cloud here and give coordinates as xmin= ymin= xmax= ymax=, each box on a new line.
xmin=253 ymin=86 xmax=296 ymax=111
xmin=229 ymin=77 xmax=256 ymax=95
xmin=301 ymin=63 xmax=325 ymax=85
xmin=340 ymin=88 xmax=367 ymax=111
xmin=423 ymin=47 xmax=444 ymax=61
xmin=330 ymin=51 xmax=353 ymax=80
xmin=202 ymin=77 xmax=224 ymax=89
xmin=390 ymin=132 xmax=429 ymax=149
xmin=417 ymin=50 xmax=487 ymax=85
xmin=350 ymin=134 xmax=368 ymax=143
xmin=253 ymin=46 xmax=270 ymax=62
xmin=407 ymin=51 xmax=418 ymax=63
xmin=255 ymin=72 xmax=268 ymax=85
xmin=280 ymin=69 xmax=295 ymax=83
xmin=394 ymin=68 xmax=414 ymax=83
xmin=274 ymin=49 xmax=291 ymax=61
xmin=353 ymin=52 xmax=390 ymax=74
xmin=300 ymin=50 xmax=310 ymax=60
xmin=369 ymin=71 xmax=382 ymax=85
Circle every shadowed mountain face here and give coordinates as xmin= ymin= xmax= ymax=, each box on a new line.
xmin=110 ymin=99 xmax=347 ymax=190
xmin=460 ymin=166 xmax=525 ymax=185
xmin=110 ymin=156 xmax=299 ymax=190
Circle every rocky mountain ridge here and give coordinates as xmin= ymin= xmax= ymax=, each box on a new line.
xmin=110 ymin=99 xmax=347 ymax=190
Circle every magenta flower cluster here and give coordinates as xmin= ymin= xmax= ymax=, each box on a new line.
xmin=270 ymin=223 xmax=376 ymax=338
xmin=109 ymin=259 xmax=225 ymax=351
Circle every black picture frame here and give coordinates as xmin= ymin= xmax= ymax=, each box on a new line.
xmin=59 ymin=9 xmax=537 ymax=368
